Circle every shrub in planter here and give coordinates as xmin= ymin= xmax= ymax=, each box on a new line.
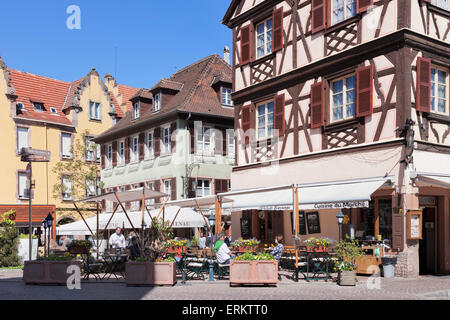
xmin=230 ymin=252 xmax=278 ymax=286
xmin=67 ymin=240 xmax=92 ymax=254
xmin=334 ymin=237 xmax=364 ymax=286
xmin=0 ymin=211 xmax=20 ymax=268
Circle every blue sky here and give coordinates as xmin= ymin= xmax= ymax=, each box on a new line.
xmin=0 ymin=0 xmax=232 ymax=88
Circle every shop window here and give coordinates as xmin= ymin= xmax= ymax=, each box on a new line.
xmin=306 ymin=211 xmax=321 ymax=234
xmin=378 ymin=199 xmax=392 ymax=241
xmin=290 ymin=211 xmax=307 ymax=235
xmin=359 ymin=201 xmax=375 ymax=238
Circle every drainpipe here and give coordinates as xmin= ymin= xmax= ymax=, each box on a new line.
xmin=185 ymin=113 xmax=192 ymax=198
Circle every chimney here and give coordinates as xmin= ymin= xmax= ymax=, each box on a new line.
xmin=223 ymin=46 xmax=230 ymax=65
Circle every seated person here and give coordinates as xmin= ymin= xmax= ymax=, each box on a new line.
xmin=128 ymin=236 xmax=141 ymax=261
xmin=270 ymin=235 xmax=284 ymax=260
xmin=214 ymin=233 xmax=233 ymax=265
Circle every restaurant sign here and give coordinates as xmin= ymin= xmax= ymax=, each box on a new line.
xmin=311 ymin=201 xmax=369 ymax=210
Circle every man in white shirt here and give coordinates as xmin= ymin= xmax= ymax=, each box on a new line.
xmin=215 ymin=233 xmax=232 ymax=264
xmin=109 ymin=228 xmax=126 ymax=250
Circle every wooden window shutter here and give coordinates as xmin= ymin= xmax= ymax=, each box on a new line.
xmin=274 ymin=94 xmax=285 ymax=136
xmin=125 ymin=138 xmax=130 ymax=164
xmin=310 ymin=82 xmax=325 ymax=128
xmin=214 ymin=128 xmax=226 ymax=155
xmin=392 ymin=212 xmax=404 ymax=251
xmin=311 ymin=0 xmax=326 ymax=33
xmin=188 ymin=122 xmax=195 ymax=153
xmin=154 ymin=127 xmax=161 ymax=157
xmin=240 ymin=24 xmax=252 ymax=65
xmin=170 ymin=122 xmax=177 ymax=152
xmin=357 ymin=0 xmax=374 ymax=13
xmin=101 ymin=145 xmax=106 ymax=169
xmin=139 ymin=133 xmax=145 ymax=160
xmin=416 ymin=57 xmax=431 ymax=113
xmin=273 ymin=7 xmax=284 ymax=52
xmin=222 ymin=129 xmax=227 ymax=155
xmin=187 ymin=178 xmax=196 ymax=198
xmin=215 ymin=179 xmax=222 ymax=195
xmin=356 ymin=65 xmax=374 ymax=117
xmin=241 ymin=104 xmax=251 ymax=145
xmin=170 ymin=178 xmax=176 ymax=200
xmin=112 ymin=141 xmax=117 ymax=167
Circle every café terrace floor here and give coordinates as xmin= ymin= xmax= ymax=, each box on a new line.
xmin=1 ymin=269 xmax=449 ymax=300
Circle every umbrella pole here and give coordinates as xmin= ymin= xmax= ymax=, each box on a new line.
xmin=293 ymin=185 xmax=299 ymax=269
xmin=155 ymin=196 xmax=169 ymax=220
xmin=194 ymin=200 xmax=211 ymax=234
xmin=73 ymin=202 xmax=95 ymax=238
xmin=96 ymin=203 xmax=99 ymax=260
xmin=102 ymin=203 xmax=119 ymax=234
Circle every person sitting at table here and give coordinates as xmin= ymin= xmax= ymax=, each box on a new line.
xmin=270 ymin=235 xmax=284 ymax=260
xmin=128 ymin=236 xmax=141 ymax=261
xmin=198 ymin=231 xmax=206 ymax=249
xmin=127 ymin=231 xmax=137 ymax=247
xmin=109 ymin=227 xmax=126 ymax=251
xmin=214 ymin=233 xmax=233 ymax=265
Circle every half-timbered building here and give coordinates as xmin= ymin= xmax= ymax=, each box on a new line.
xmin=222 ymin=0 xmax=449 ymax=277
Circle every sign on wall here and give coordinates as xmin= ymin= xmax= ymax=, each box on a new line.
xmin=407 ymin=210 xmax=422 ymax=240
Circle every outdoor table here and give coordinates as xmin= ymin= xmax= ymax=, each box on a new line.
xmin=280 ymin=251 xmax=308 ymax=282
xmin=102 ymin=253 xmax=128 ymax=280
xmin=306 ymin=251 xmax=334 ymax=282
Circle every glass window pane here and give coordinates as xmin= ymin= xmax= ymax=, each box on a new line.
xmin=258 ymin=105 xmax=266 ymax=115
xmin=267 ymin=102 xmax=274 ymax=113
xmin=438 ymin=70 xmax=446 ymax=84
xmin=268 ymin=113 xmax=274 ymax=125
xmin=430 ymin=97 xmax=435 ymax=111
xmin=257 ymin=23 xmax=264 ymax=35
xmin=259 ymin=128 xmax=266 ymax=138
xmin=333 ymin=80 xmax=343 ymax=93
xmin=346 ymin=76 xmax=356 ymax=89
xmin=346 ymin=89 xmax=356 ymax=103
xmin=431 ymin=68 xmax=436 ymax=81
xmin=438 ymin=99 xmax=446 ymax=113
xmin=257 ymin=35 xmax=265 ymax=47
xmin=431 ymin=83 xmax=435 ymax=97
xmin=438 ymin=84 xmax=446 ymax=98
xmin=333 ymin=107 xmax=343 ymax=121
xmin=346 ymin=103 xmax=356 ymax=118
xmin=266 ymin=19 xmax=272 ymax=30
xmin=333 ymin=93 xmax=343 ymax=107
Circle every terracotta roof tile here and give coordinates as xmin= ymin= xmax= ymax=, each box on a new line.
xmin=117 ymin=84 xmax=139 ymax=112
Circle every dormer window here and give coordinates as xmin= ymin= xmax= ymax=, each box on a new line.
xmin=50 ymin=107 xmax=57 ymax=114
xmin=221 ymin=87 xmax=233 ymax=106
xmin=153 ymin=93 xmax=161 ymax=113
xmin=132 ymin=102 xmax=140 ymax=120
xmin=34 ymin=103 xmax=44 ymax=112
xmin=17 ymin=102 xmax=25 ymax=111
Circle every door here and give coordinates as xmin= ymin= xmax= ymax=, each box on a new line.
xmin=419 ymin=207 xmax=436 ymax=275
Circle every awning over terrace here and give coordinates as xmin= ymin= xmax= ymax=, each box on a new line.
xmin=411 ymin=172 xmax=450 ymax=188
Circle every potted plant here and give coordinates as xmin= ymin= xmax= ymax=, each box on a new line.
xmin=230 ymin=252 xmax=278 ymax=286
xmin=334 ymin=237 xmax=364 ymax=286
xmin=67 ymin=240 xmax=92 ymax=254
xmin=164 ymin=239 xmax=187 ymax=254
xmin=231 ymin=238 xmax=260 ymax=253
xmin=305 ymin=237 xmax=332 ymax=252
xmin=23 ymin=253 xmax=81 ymax=285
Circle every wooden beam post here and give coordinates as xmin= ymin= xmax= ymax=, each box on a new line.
xmin=73 ymin=202 xmax=95 ymax=238
xmin=169 ymin=208 xmax=182 ymax=229
xmin=114 ymin=192 xmax=139 ymax=235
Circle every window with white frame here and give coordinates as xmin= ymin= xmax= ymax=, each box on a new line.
xmin=85 ymin=137 xmax=95 ymax=161
xmin=17 ymin=127 xmax=29 ymax=153
xmin=163 ymin=180 xmax=171 ymax=200
xmin=86 ymin=179 xmax=96 ymax=197
xmin=132 ymin=102 xmax=140 ymax=120
xmin=332 ymin=0 xmax=357 ymax=25
xmin=153 ymin=93 xmax=161 ymax=112
xmin=431 ymin=66 xmax=448 ymax=115
xmin=146 ymin=131 xmax=154 ymax=158
xmin=62 ymin=176 xmax=73 ymax=201
xmin=431 ymin=0 xmax=449 ymax=10
xmin=131 ymin=136 xmax=139 ymax=162
xmin=257 ymin=101 xmax=274 ymax=140
xmin=221 ymin=87 xmax=233 ymax=106
xmin=145 ymin=182 xmax=155 ymax=206
xmin=227 ymin=130 xmax=235 ymax=156
xmin=106 ymin=144 xmax=113 ymax=167
xmin=162 ymin=127 xmax=171 ymax=153
xmin=18 ymin=172 xmax=29 ymax=199
xmin=331 ymin=75 xmax=356 ymax=122
xmin=96 ymin=144 xmax=101 ymax=162
xmin=196 ymin=126 xmax=211 ymax=154
xmin=89 ymin=101 xmax=101 ymax=120
xmin=61 ymin=133 xmax=72 ymax=159
xmin=118 ymin=140 xmax=125 ymax=165
xmin=196 ymin=179 xmax=211 ymax=197
xmin=131 ymin=184 xmax=141 ymax=211
xmin=256 ymin=18 xmax=273 ymax=59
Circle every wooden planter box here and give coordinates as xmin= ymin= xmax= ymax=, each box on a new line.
xmin=23 ymin=260 xmax=81 ymax=285
xmin=338 ymin=270 xmax=357 ymax=286
xmin=125 ymin=261 xmax=176 ymax=286
xmin=68 ymin=247 xmax=91 ymax=254
xmin=230 ymin=260 xmax=278 ymax=286
xmin=306 ymin=246 xmax=330 ymax=253
xmin=166 ymin=246 xmax=186 ymax=254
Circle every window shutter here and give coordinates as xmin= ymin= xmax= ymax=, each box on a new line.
xmin=154 ymin=127 xmax=161 ymax=157
xmin=215 ymin=179 xmax=222 ymax=195
xmin=189 ymin=122 xmax=195 ymax=153
xmin=357 ymin=0 xmax=374 ymax=13
xmin=241 ymin=104 xmax=251 ymax=145
xmin=101 ymin=145 xmax=106 ymax=169
xmin=274 ymin=94 xmax=286 ymax=137
xmin=170 ymin=122 xmax=177 ymax=152
xmin=112 ymin=141 xmax=117 ymax=167
xmin=187 ymin=178 xmax=196 ymax=198
xmin=273 ymin=7 xmax=284 ymax=52
xmin=125 ymin=138 xmax=130 ymax=164
xmin=170 ymin=178 xmax=176 ymax=200
xmin=310 ymin=82 xmax=325 ymax=128
xmin=214 ymin=128 xmax=225 ymax=155
xmin=240 ymin=24 xmax=252 ymax=65
xmin=139 ymin=133 xmax=145 ymax=160
xmin=416 ymin=57 xmax=431 ymax=113
xmin=154 ymin=180 xmax=161 ymax=203
xmin=222 ymin=129 xmax=227 ymax=155
xmin=356 ymin=65 xmax=374 ymax=117
xmin=392 ymin=212 xmax=404 ymax=251
xmin=311 ymin=0 xmax=326 ymax=33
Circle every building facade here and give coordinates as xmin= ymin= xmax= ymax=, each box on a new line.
xmin=223 ymin=0 xmax=449 ymax=277
xmin=94 ymin=54 xmax=235 ymax=221
xmin=0 ymin=55 xmax=136 ymax=227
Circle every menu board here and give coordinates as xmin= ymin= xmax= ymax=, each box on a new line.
xmin=407 ymin=210 xmax=422 ymax=240
xmin=240 ymin=217 xmax=251 ymax=239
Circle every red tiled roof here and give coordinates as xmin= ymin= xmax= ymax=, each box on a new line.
xmin=109 ymin=92 xmax=124 ymax=118
xmin=150 ymin=79 xmax=183 ymax=92
xmin=117 ymin=84 xmax=139 ymax=112
xmin=9 ymin=69 xmax=73 ymax=126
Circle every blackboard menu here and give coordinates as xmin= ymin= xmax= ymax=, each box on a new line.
xmin=240 ymin=217 xmax=251 ymax=239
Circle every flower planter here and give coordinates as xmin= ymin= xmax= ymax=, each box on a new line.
xmin=338 ymin=270 xmax=357 ymax=286
xmin=68 ymin=246 xmax=91 ymax=255
xmin=233 ymin=246 xmax=254 ymax=253
xmin=306 ymin=246 xmax=330 ymax=253
xmin=230 ymin=260 xmax=278 ymax=286
xmin=167 ymin=246 xmax=186 ymax=254
xmin=23 ymin=260 xmax=81 ymax=285
xmin=125 ymin=261 xmax=176 ymax=286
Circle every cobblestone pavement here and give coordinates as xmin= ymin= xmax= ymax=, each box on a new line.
xmin=1 ymin=269 xmax=449 ymax=300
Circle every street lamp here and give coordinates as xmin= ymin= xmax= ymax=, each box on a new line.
xmin=41 ymin=218 xmax=47 ymax=257
xmin=336 ymin=211 xmax=344 ymax=242
xmin=208 ymin=212 xmax=216 ymax=282
xmin=45 ymin=213 xmax=54 ymax=256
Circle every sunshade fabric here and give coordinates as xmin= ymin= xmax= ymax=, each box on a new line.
xmin=163 ymin=195 xmax=233 ymax=208
xmin=414 ymin=173 xmax=450 ymax=188
xmin=76 ymin=188 xmax=168 ymax=203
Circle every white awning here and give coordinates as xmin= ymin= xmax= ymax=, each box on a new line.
xmin=76 ymin=188 xmax=168 ymax=203
xmin=56 ymin=206 xmax=206 ymax=236
xmin=412 ymin=172 xmax=450 ymax=188
xmin=218 ymin=177 xmax=393 ymax=211
xmin=163 ymin=195 xmax=234 ymax=209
